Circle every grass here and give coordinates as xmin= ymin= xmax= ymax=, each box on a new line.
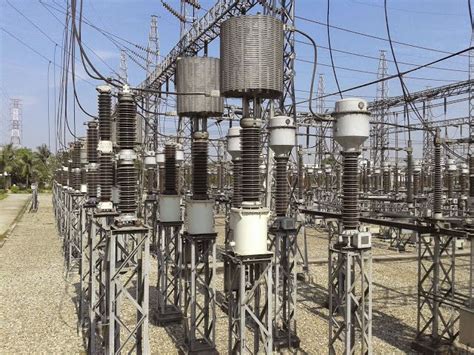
xmin=0 ymin=192 xmax=7 ymax=201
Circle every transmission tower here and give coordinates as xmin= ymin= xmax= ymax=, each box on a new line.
xmin=10 ymin=98 xmax=22 ymax=147
xmin=279 ymin=0 xmax=296 ymax=118
xmin=469 ymin=31 xmax=474 ymax=153
xmin=145 ymin=15 xmax=160 ymax=151
xmin=423 ymin=93 xmax=434 ymax=162
xmin=317 ymin=74 xmax=325 ymax=114
xmin=119 ymin=49 xmax=128 ymax=85
xmin=180 ymin=0 xmax=200 ymax=38
xmin=316 ymin=74 xmax=326 ymax=163
xmin=373 ymin=50 xmax=388 ymax=165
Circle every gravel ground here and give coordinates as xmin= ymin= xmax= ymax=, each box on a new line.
xmin=1 ymin=195 xmax=471 ymax=354
xmin=0 ymin=194 xmax=84 ymax=353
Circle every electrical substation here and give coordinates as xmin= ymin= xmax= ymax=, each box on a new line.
xmin=1 ymin=0 xmax=474 ymax=354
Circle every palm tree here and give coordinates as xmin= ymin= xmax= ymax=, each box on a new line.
xmin=36 ymin=144 xmax=51 ymax=165
xmin=0 ymin=144 xmax=15 ymax=189
xmin=17 ymin=148 xmax=34 ymax=186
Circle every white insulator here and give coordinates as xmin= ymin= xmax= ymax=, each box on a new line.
xmin=333 ymin=98 xmax=370 ymax=152
xmin=230 ymin=207 xmax=269 ymax=256
xmin=156 ymin=151 xmax=165 ymax=167
xmin=227 ymin=126 xmax=241 ymax=160
xmin=175 ymin=144 xmax=184 ymax=162
xmin=159 ymin=195 xmax=181 ymax=222
xmin=144 ymin=151 xmax=156 ymax=167
xmin=269 ymin=116 xmax=295 ymax=156
xmin=448 ymin=159 xmax=457 ymax=171
xmin=185 ymin=199 xmax=214 ymax=234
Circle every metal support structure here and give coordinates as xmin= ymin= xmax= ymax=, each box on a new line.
xmin=139 ymin=0 xmax=258 ymax=89
xmin=412 ymin=233 xmax=459 ymax=353
xmin=279 ymin=0 xmax=296 ymax=118
xmin=469 ymin=31 xmax=474 ymax=153
xmin=9 ymin=98 xmax=22 ymax=147
xmin=224 ymin=252 xmax=273 ymax=354
xmin=79 ymin=202 xmax=95 ymax=331
xmin=182 ymin=233 xmax=217 ymax=354
xmin=369 ymin=79 xmax=474 ymax=111
xmin=422 ymin=96 xmax=434 ymax=163
xmin=105 ymin=223 xmax=150 ymax=354
xmin=268 ymin=224 xmax=300 ymax=349
xmin=143 ymin=196 xmax=158 ymax=250
xmin=86 ymin=210 xmax=118 ymax=354
xmin=156 ymin=221 xmax=183 ymax=324
xmin=65 ymin=191 xmax=86 ymax=276
xmin=372 ymin=50 xmax=388 ymax=166
xmin=119 ymin=49 xmax=128 ymax=85
xmin=328 ymin=246 xmax=372 ymax=355
xmin=145 ymin=15 xmax=160 ymax=152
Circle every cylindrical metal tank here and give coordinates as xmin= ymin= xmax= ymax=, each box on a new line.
xmin=220 ymin=15 xmax=284 ymax=98
xmin=176 ymin=57 xmax=223 ymax=117
xmin=333 ymin=98 xmax=370 ymax=152
xmin=269 ymin=116 xmax=296 ymax=157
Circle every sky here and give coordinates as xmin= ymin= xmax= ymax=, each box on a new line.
xmin=0 ymin=0 xmax=472 ymax=159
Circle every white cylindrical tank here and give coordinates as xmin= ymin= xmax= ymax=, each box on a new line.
xmin=230 ymin=207 xmax=269 ymax=255
xmin=159 ymin=195 xmax=181 ymax=222
xmin=175 ymin=144 xmax=184 ymax=162
xmin=186 ymin=199 xmax=215 ymax=234
xmin=156 ymin=151 xmax=165 ymax=167
xmin=447 ymin=159 xmax=457 ymax=171
xmin=269 ymin=116 xmax=296 ymax=156
xmin=333 ymin=98 xmax=370 ymax=152
xmin=144 ymin=151 xmax=156 ymax=167
xmin=227 ymin=126 xmax=241 ymax=160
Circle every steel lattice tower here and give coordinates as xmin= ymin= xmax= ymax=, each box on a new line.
xmin=10 ymin=98 xmax=22 ymax=147
xmin=317 ymin=73 xmax=325 ymax=114
xmin=119 ymin=49 xmax=128 ymax=85
xmin=469 ymin=31 xmax=474 ymax=152
xmin=279 ymin=0 xmax=296 ymax=118
xmin=145 ymin=15 xmax=160 ymax=151
xmin=316 ymin=74 xmax=328 ymax=162
xmin=423 ymin=93 xmax=434 ymax=163
xmin=372 ymin=50 xmax=388 ymax=165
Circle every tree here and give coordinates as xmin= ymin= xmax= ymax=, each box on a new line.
xmin=0 ymin=144 xmax=56 ymax=190
xmin=0 ymin=144 xmax=15 ymax=189
xmin=36 ymin=144 xmax=51 ymax=165
xmin=16 ymin=148 xmax=34 ymax=186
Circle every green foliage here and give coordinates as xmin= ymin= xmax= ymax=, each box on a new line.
xmin=0 ymin=144 xmax=55 ymax=190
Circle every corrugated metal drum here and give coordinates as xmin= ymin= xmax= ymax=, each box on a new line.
xmin=176 ymin=57 xmax=223 ymax=117
xmin=220 ymin=15 xmax=284 ymax=99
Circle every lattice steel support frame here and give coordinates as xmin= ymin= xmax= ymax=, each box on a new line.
xmin=412 ymin=233 xmax=459 ymax=353
xmin=224 ymin=252 xmax=274 ymax=354
xmin=328 ymin=246 xmax=372 ymax=355
xmin=65 ymin=191 xmax=86 ymax=276
xmin=268 ymin=227 xmax=300 ymax=349
xmin=87 ymin=210 xmax=118 ymax=354
xmin=182 ymin=232 xmax=217 ymax=354
xmin=156 ymin=221 xmax=183 ymax=324
xmin=144 ymin=197 xmax=158 ymax=253
xmin=105 ymin=224 xmax=150 ymax=354
xmin=79 ymin=203 xmax=95 ymax=331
